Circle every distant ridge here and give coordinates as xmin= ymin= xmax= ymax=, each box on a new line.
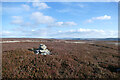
xmin=55 ymin=38 xmax=120 ymax=41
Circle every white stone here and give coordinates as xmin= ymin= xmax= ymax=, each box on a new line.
xmin=34 ymin=44 xmax=51 ymax=55
xmin=39 ymin=44 xmax=47 ymax=49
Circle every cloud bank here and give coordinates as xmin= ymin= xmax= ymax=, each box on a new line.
xmin=51 ymin=28 xmax=117 ymax=38
xmin=2 ymin=28 xmax=118 ymax=38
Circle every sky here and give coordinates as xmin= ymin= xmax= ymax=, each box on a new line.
xmin=1 ymin=2 xmax=118 ymax=38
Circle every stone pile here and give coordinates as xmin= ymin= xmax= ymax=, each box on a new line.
xmin=34 ymin=44 xmax=51 ymax=55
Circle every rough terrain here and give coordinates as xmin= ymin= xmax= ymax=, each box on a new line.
xmin=1 ymin=38 xmax=120 ymax=79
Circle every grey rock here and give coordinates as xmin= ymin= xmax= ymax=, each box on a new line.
xmin=34 ymin=44 xmax=50 ymax=55
xmin=34 ymin=50 xmax=40 ymax=54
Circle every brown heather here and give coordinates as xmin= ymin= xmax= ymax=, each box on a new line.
xmin=2 ymin=39 xmax=120 ymax=79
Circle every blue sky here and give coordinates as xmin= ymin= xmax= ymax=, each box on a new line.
xmin=2 ymin=2 xmax=118 ymax=38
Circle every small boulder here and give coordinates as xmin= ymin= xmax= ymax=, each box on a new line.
xmin=39 ymin=44 xmax=47 ymax=50
xmin=34 ymin=44 xmax=51 ymax=55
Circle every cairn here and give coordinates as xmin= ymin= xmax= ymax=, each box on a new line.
xmin=34 ymin=44 xmax=50 ymax=55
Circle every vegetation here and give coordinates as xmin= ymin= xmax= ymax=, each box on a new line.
xmin=2 ymin=39 xmax=120 ymax=79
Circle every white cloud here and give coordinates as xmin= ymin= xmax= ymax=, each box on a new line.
xmin=51 ymin=28 xmax=117 ymax=38
xmin=11 ymin=16 xmax=23 ymax=24
xmin=86 ymin=15 xmax=111 ymax=23
xmin=49 ymin=21 xmax=77 ymax=27
xmin=31 ymin=12 xmax=55 ymax=24
xmin=58 ymin=30 xmax=62 ymax=33
xmin=32 ymin=2 xmax=50 ymax=10
xmin=2 ymin=28 xmax=49 ymax=38
xmin=56 ymin=22 xmax=77 ymax=26
xmin=2 ymin=28 xmax=118 ymax=38
xmin=86 ymin=19 xmax=93 ymax=23
xmin=2 ymin=30 xmax=16 ymax=37
xmin=32 ymin=30 xmax=35 ymax=31
xmin=77 ymin=28 xmax=105 ymax=33
xmin=22 ymin=4 xmax=30 ymax=11
xmin=93 ymin=15 xmax=111 ymax=20
xmin=2 ymin=31 xmax=11 ymax=34
xmin=78 ymin=4 xmax=85 ymax=8
xmin=64 ymin=22 xmax=77 ymax=26
xmin=65 ymin=28 xmax=105 ymax=33
xmin=57 ymin=3 xmax=85 ymax=13
xmin=11 ymin=12 xmax=76 ymax=28
xmin=32 ymin=0 xmax=40 ymax=2
xmin=11 ymin=16 xmax=38 ymax=27
xmin=20 ymin=22 xmax=37 ymax=27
